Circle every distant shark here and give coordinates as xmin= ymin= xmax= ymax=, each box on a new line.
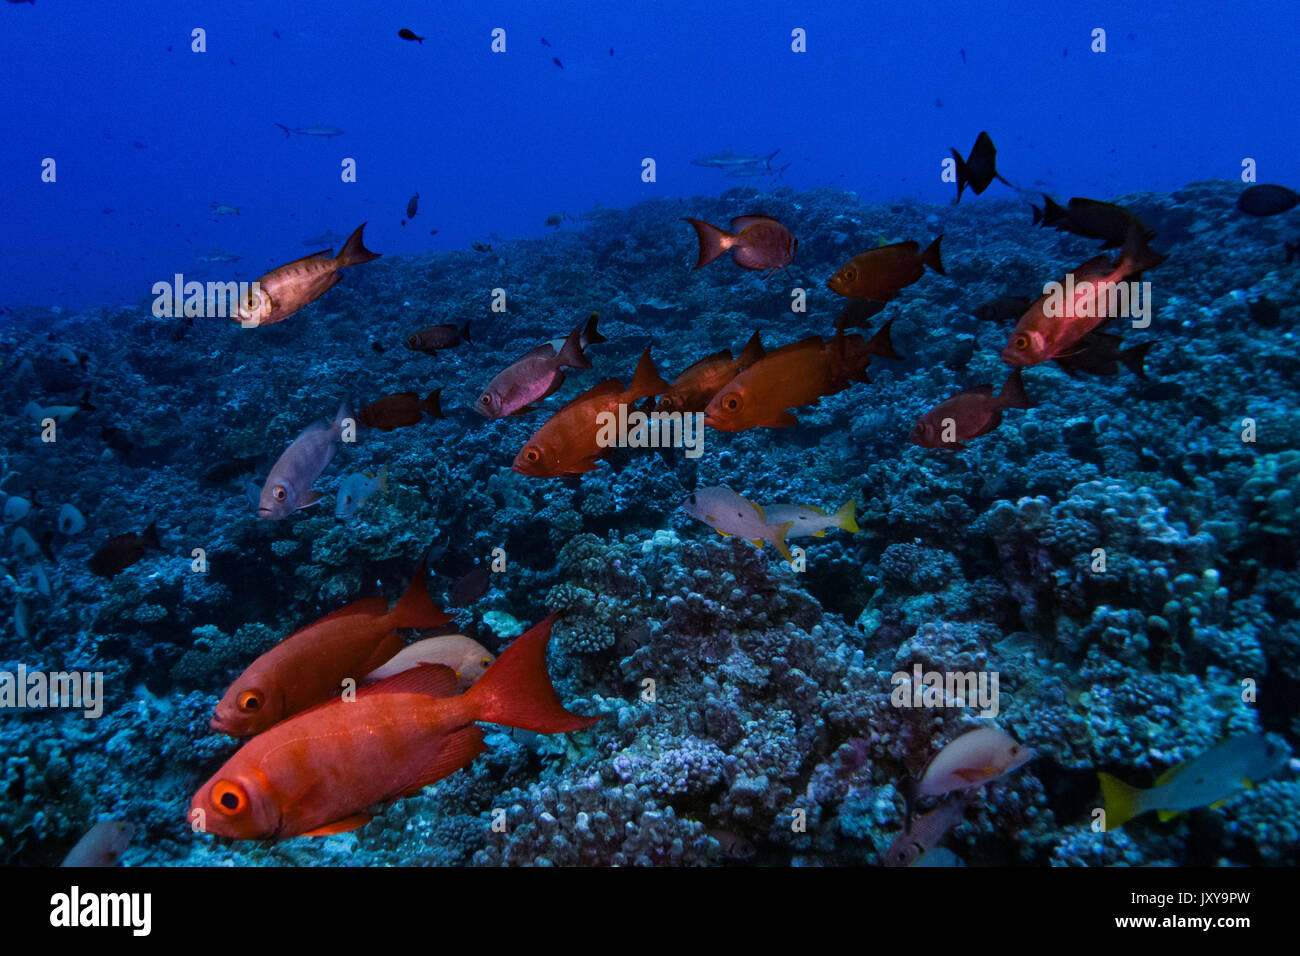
xmin=275 ymin=124 xmax=344 ymax=138
xmin=691 ymin=148 xmax=780 ymax=169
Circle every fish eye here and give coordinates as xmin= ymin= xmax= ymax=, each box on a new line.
xmin=273 ymin=486 xmax=287 ymax=501
xmin=211 ymin=780 xmax=248 ymax=816
xmin=525 ymin=448 xmax=540 ymax=463
xmin=844 ymin=268 xmax=856 ymax=280
xmin=480 ymin=657 xmax=492 ymax=668
xmin=237 ymin=690 xmax=263 ymax=712
xmin=723 ymin=394 xmax=742 ymax=412
xmin=1009 ymin=744 xmax=1020 ymax=754
xmin=1013 ymin=334 xmax=1029 ymax=350
xmin=479 ymin=395 xmax=491 ymax=405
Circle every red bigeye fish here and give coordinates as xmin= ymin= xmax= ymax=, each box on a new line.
xmin=210 ymin=562 xmax=451 ymax=737
xmin=827 ymin=238 xmax=944 ymax=301
xmin=190 ymin=614 xmax=599 ymax=840
xmin=475 ymin=314 xmax=604 ymax=419
xmin=513 ymin=348 xmax=669 ymax=477
xmin=909 ymin=370 xmax=1031 ymax=450
xmin=235 ymin=223 xmax=380 ymax=327
xmin=683 ymin=215 xmax=797 ymax=275
xmin=883 ymin=792 xmax=973 ymax=867
xmin=1001 ymin=224 xmax=1166 ymax=367
xmin=258 ymin=399 xmax=353 ymax=519
xmin=655 ymin=332 xmax=766 ymax=414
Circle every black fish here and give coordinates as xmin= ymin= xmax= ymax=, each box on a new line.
xmin=449 ymin=560 xmax=492 ymax=607
xmin=552 ymin=56 xmax=564 ymax=69
xmin=89 ymin=522 xmax=161 ymax=578
xmin=1237 ymin=184 xmax=1300 ymax=217
xmin=951 ymin=131 xmax=1011 ymax=202
xmin=971 ymin=295 xmax=1033 ymax=322
xmin=1054 ymin=332 xmax=1152 ymax=378
xmin=406 ymin=322 xmax=472 ymax=354
xmin=541 ymin=37 xmax=551 ymax=47
xmin=406 ymin=192 xmax=419 ymax=219
xmin=1247 ymin=296 xmax=1283 ymax=328
xmin=398 ymin=28 xmax=423 ymax=44
xmin=834 ymin=299 xmax=887 ymax=331
xmin=1287 ymin=240 xmax=1299 ymax=264
xmin=203 ymin=456 xmax=258 ymax=485
xmin=101 ymin=426 xmax=134 ymax=457
xmin=1031 ymin=195 xmax=1156 ymax=249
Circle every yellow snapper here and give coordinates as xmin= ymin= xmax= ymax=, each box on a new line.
xmin=763 ymin=499 xmax=859 ymax=539
xmin=682 ymin=486 xmax=795 ymax=562
xmin=235 ymin=223 xmax=379 ymax=327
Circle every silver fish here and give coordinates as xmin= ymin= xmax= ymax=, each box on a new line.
xmin=258 ymin=400 xmax=353 ymax=520
xmin=690 ymin=147 xmax=780 ymax=169
xmin=335 ymin=466 xmax=387 ymax=520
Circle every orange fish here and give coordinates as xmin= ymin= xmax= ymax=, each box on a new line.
xmin=235 ymin=223 xmax=380 ymax=326
xmin=190 ymin=614 xmax=598 ymax=839
xmin=655 ymin=332 xmax=766 ymax=414
xmin=513 ymin=348 xmax=669 ymax=477
xmin=1001 ymin=225 xmax=1165 ymax=367
xmin=827 ymin=237 xmax=944 ymax=301
xmin=210 ymin=562 xmax=450 ymax=737
xmin=683 ymin=215 xmax=797 ymax=275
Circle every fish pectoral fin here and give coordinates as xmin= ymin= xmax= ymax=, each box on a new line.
xmin=393 ymin=726 xmax=487 ymax=800
xmin=299 ymin=491 xmax=325 ymax=508
xmin=299 ymin=813 xmax=373 ymax=837
xmin=716 ymin=530 xmax=731 ymax=537
xmin=1156 ymin=810 xmax=1181 ymax=823
xmin=950 ymin=767 xmax=992 ymax=783
xmin=748 ymin=539 xmax=765 ymax=548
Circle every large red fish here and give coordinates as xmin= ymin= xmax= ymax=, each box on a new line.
xmin=190 ymin=615 xmax=598 ymax=840
xmin=210 ymin=563 xmax=451 ymax=737
xmin=513 ymin=348 xmax=668 ymax=477
xmin=235 ymin=223 xmax=380 ymax=327
xmin=1002 ymin=225 xmax=1165 ymax=367
xmin=655 ymin=332 xmax=765 ymax=414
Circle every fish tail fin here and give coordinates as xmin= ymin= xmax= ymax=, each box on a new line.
xmin=998 ymin=368 xmax=1032 ymax=410
xmin=737 ymin=330 xmax=766 ymax=366
xmin=1031 ymin=203 xmax=1043 ymax=226
xmin=1042 ymin=195 xmax=1067 ymax=225
xmin=771 ymin=521 xmax=795 ymax=563
xmin=866 ymin=318 xmax=900 ymax=360
xmin=141 ymin=520 xmax=161 ymax=550
xmin=555 ymin=326 xmax=591 ymax=370
xmin=1120 ymin=342 xmax=1153 ymax=379
xmin=776 ymin=162 xmax=792 ymax=180
xmin=582 ymin=311 xmax=606 ymax=345
xmin=764 ymin=148 xmax=781 ymax=168
xmin=950 ymin=149 xmax=967 ymax=202
xmin=1097 ymin=772 xmax=1145 ymax=830
xmin=388 ymin=560 xmax=452 ymax=629
xmin=423 ymin=388 xmax=445 ymax=419
xmin=338 ymin=222 xmax=381 ymax=267
xmin=628 ymin=347 xmax=669 ymax=402
xmin=1117 ymin=223 xmax=1166 ymax=276
xmin=333 ymin=397 xmax=355 ymax=436
xmin=683 ymin=217 xmax=732 ymax=269
xmin=79 ymin=390 xmax=96 ymax=412
xmin=921 ymin=235 xmax=945 ymax=275
xmin=462 ymin=614 xmax=600 ymax=733
xmin=835 ymin=499 xmax=860 ymax=533
xmin=276 ymin=123 xmax=291 ymax=137
xmin=460 ymin=321 xmax=472 ymax=345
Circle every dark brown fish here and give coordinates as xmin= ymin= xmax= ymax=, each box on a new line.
xmin=951 ymin=131 xmax=1011 ymax=202
xmin=552 ymin=56 xmax=564 ymax=69
xmin=827 ymin=237 xmax=944 ymax=301
xmin=971 ymin=295 xmax=1034 ymax=323
xmin=1032 ymin=195 xmax=1155 ymax=249
xmin=834 ymin=299 xmax=887 ymax=331
xmin=1237 ymin=183 xmax=1300 ymax=217
xmin=683 ymin=215 xmax=797 ymax=275
xmin=101 ymin=426 xmax=133 ymax=457
xmin=826 ymin=320 xmax=900 ymax=386
xmin=398 ymin=28 xmax=424 ymax=44
xmin=406 ymin=193 xmax=420 ymax=219
xmin=449 ymin=560 xmax=492 ymax=607
xmin=358 ymin=390 xmax=445 ymax=431
xmin=656 ymin=332 xmax=766 ymax=413
xmin=910 ymin=371 xmax=1030 ymax=450
xmin=707 ymin=828 xmax=757 ymax=860
xmin=406 ymin=322 xmax=471 ymax=354
xmin=89 ymin=522 xmax=161 ymax=578
xmin=1054 ymin=332 xmax=1152 ymax=378
xmin=1286 ymin=240 xmax=1299 ymax=264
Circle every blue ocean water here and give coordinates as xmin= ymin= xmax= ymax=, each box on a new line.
xmin=1 ymin=1 xmax=1298 ymax=868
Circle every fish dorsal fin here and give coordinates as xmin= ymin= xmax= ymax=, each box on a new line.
xmin=359 ymin=663 xmax=460 ymax=699
xmin=960 ymin=384 xmax=997 ymax=398
xmin=306 ymin=596 xmax=389 ymax=629
xmin=678 ymin=350 xmax=735 ymax=377
xmin=282 ymin=249 xmax=336 ymax=267
xmin=809 ymin=505 xmax=826 ymax=515
xmin=750 ymin=500 xmax=765 ymax=521
xmin=1154 ymin=760 xmax=1190 ymax=788
xmin=1156 ymin=810 xmax=1181 ymax=823
xmin=730 ymin=214 xmax=779 ymax=231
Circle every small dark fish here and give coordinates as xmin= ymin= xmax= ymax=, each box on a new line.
xmin=951 ymin=131 xmax=1011 ymax=202
xmin=1032 ymin=195 xmax=1156 ymax=249
xmin=406 ymin=322 xmax=472 ymax=354
xmin=552 ymin=56 xmax=564 ymax=69
xmin=971 ymin=295 xmax=1034 ymax=323
xmin=1286 ymin=240 xmax=1300 ymax=264
xmin=910 ymin=370 xmax=1031 ymax=450
xmin=834 ymin=299 xmax=887 ymax=331
xmin=430 ymin=229 xmax=438 ymax=236
xmin=471 ymin=240 xmax=492 ymax=253
xmin=609 ymin=47 xmax=614 ymax=56
xmin=273 ymin=30 xmax=280 ymax=39
xmin=449 ymin=560 xmax=492 ymax=608
xmin=706 ymin=829 xmax=756 ymax=860
xmin=398 ymin=28 xmax=424 ymax=44
xmin=358 ymin=391 xmax=445 ymax=432
xmin=39 ymin=531 xmax=56 ymax=562
xmin=203 ymin=456 xmax=258 ymax=486
xmin=541 ymin=37 xmax=552 ymax=47
xmin=101 ymin=426 xmax=134 ymax=457
xmin=959 ymin=48 xmax=966 ymax=63
xmin=89 ymin=522 xmax=161 ymax=578
xmin=1237 ymin=183 xmax=1300 ymax=217
xmin=684 ymin=214 xmax=797 ymax=275
xmin=371 ymin=341 xmax=385 ymax=354
xmin=1054 ymin=332 xmax=1152 ymax=378
xmin=228 ymin=57 xmax=236 ymax=66
xmin=406 ymin=192 xmax=419 ymax=219
xmin=1247 ymin=296 xmax=1283 ymax=329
